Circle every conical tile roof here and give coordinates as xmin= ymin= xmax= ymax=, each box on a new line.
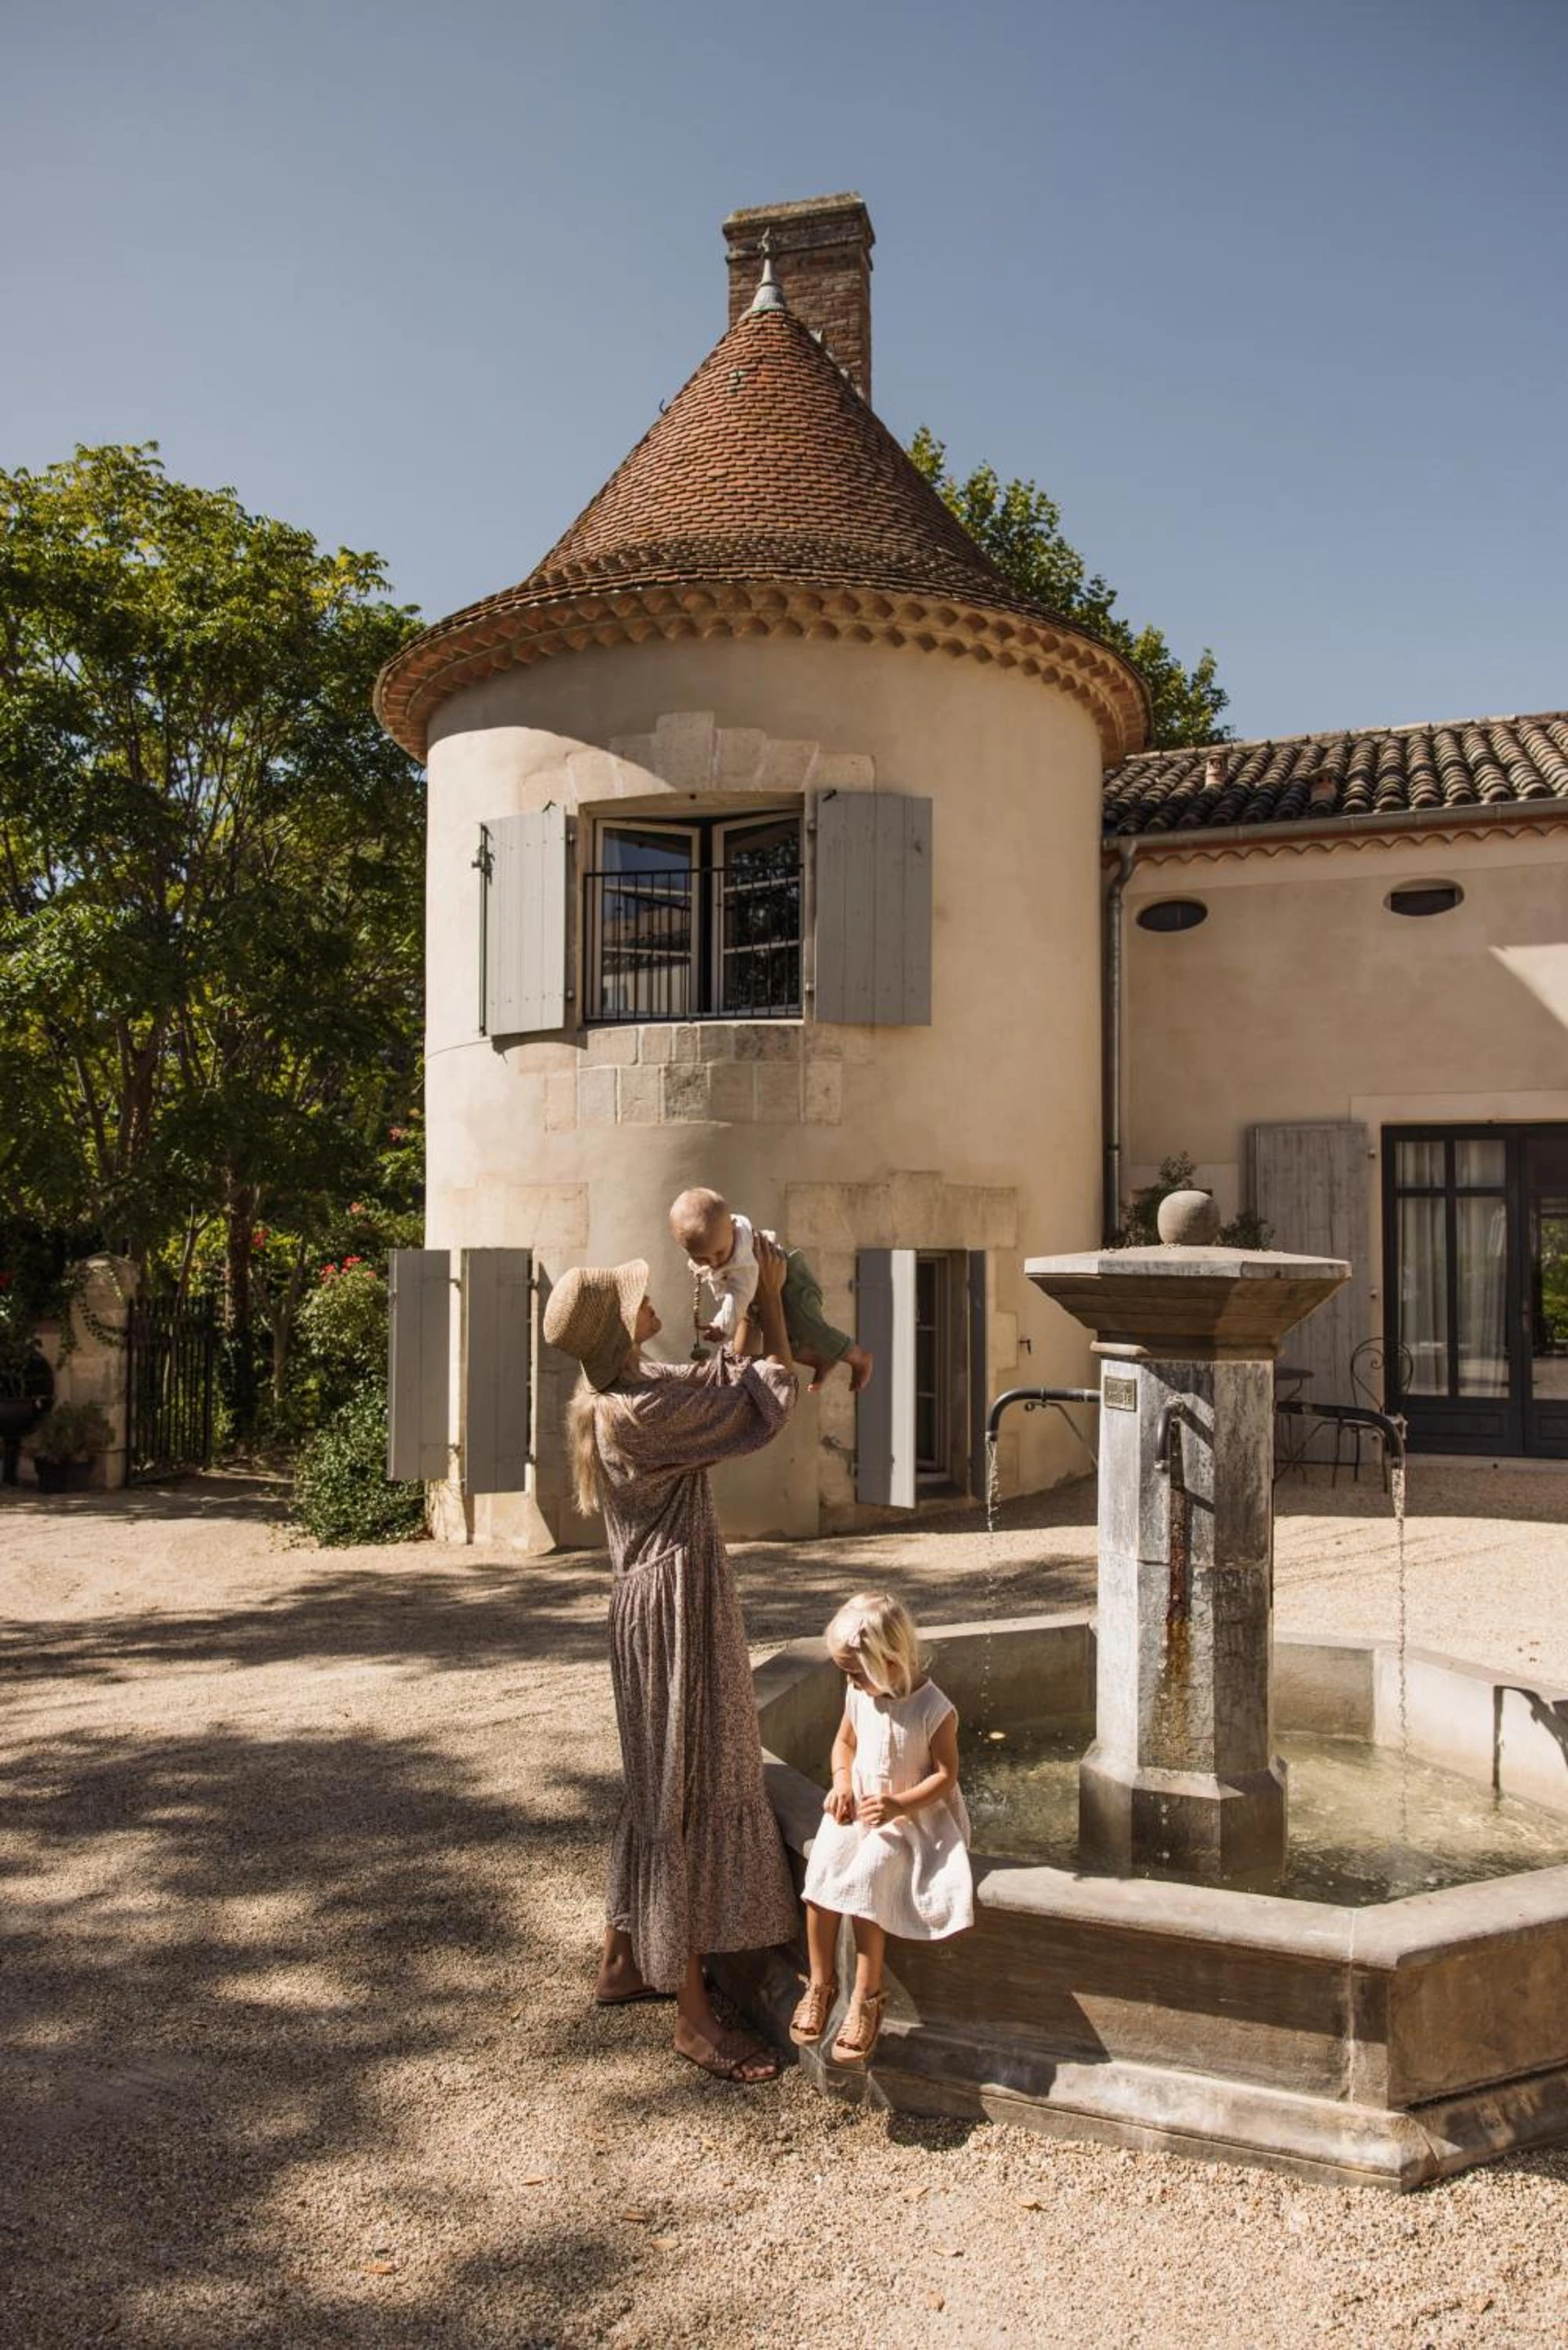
xmin=376 ymin=295 xmax=1149 ymax=760
xmin=529 ymin=301 xmax=1023 ymax=606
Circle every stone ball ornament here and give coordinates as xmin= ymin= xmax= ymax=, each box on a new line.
xmin=1156 ymin=1188 xmax=1223 ymax=1246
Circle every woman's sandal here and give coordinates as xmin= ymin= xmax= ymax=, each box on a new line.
xmin=675 ymin=2024 xmax=782 ymax=2085
xmin=831 ymin=1988 xmax=887 ymax=2068
xmin=789 ymin=1978 xmax=839 ymax=2045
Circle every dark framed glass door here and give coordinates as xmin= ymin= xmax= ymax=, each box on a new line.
xmin=1383 ymin=1125 xmax=1568 ymax=1457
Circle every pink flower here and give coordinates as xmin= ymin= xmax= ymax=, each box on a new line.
xmin=349 ymin=1202 xmax=364 ymax=1216
xmin=343 ymin=1255 xmax=362 ymax=1269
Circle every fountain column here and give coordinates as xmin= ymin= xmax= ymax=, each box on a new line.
xmin=1027 ymin=1193 xmax=1348 ymax=1886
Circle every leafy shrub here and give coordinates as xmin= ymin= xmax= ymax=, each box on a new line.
xmin=1113 ymin=1153 xmax=1272 ymax=1250
xmin=295 ymin=1260 xmax=389 ymax=1413
xmin=289 ymin=1385 xmax=425 ymax=1547
xmin=31 ymin=1400 xmax=112 ymax=1462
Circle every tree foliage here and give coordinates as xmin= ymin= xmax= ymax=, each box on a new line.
xmin=908 ymin=428 xmax=1229 ymax=750
xmin=0 ymin=444 xmax=425 ymax=1430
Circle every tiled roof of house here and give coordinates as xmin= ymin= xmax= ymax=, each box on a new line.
xmin=373 ymin=292 xmax=1150 ymax=761
xmin=533 ymin=300 xmax=1014 ymax=604
xmin=1103 ymin=711 xmax=1568 ymax=839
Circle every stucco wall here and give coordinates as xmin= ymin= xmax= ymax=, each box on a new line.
xmin=1123 ymin=827 xmax=1568 ymax=1338
xmin=422 ymin=634 xmax=1107 ymax=1545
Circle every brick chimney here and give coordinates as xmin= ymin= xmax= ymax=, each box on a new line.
xmin=723 ymin=194 xmax=875 ymax=404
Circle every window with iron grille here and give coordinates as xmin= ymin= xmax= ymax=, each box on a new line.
xmin=584 ymin=813 xmax=802 ymax=1023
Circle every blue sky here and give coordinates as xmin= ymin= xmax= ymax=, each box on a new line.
xmin=6 ymin=0 xmax=1564 ymax=742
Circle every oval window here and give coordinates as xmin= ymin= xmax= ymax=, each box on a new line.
xmin=1136 ymin=899 xmax=1209 ymax=934
xmin=1387 ymin=883 xmax=1463 ymax=917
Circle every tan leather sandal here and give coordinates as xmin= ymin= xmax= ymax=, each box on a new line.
xmin=789 ymin=1978 xmax=838 ymax=2044
xmin=674 ymin=2024 xmax=781 ymax=2085
xmin=831 ymin=1987 xmax=887 ymax=2067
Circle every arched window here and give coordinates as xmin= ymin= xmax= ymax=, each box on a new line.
xmin=1136 ymin=898 xmax=1209 ymax=934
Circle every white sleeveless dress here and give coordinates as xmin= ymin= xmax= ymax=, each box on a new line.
xmin=801 ymin=1679 xmax=973 ymax=1940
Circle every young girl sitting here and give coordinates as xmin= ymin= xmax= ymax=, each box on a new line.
xmin=792 ymin=1591 xmax=973 ymax=2068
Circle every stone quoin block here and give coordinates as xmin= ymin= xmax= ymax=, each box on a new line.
xmin=706 ymin=1061 xmax=756 ymax=1123
xmin=617 ymin=1066 xmax=662 ymax=1125
xmin=577 ymin=1067 xmax=617 ymax=1128
xmin=662 ymin=1064 xmax=710 ymax=1122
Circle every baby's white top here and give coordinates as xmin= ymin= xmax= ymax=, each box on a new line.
xmin=689 ymin=1211 xmax=778 ymax=1339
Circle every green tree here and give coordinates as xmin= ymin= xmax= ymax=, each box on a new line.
xmin=909 ymin=428 xmax=1229 ymax=750
xmin=0 ymin=444 xmax=425 ymax=1434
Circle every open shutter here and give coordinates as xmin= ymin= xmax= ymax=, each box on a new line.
xmin=387 ymin=1249 xmax=452 ymax=1481
xmin=966 ymin=1251 xmax=988 ymax=1501
xmin=855 ymin=1247 xmax=917 ymax=1506
xmin=1248 ymin=1121 xmax=1371 ymax=1400
xmin=483 ymin=807 xmax=568 ymax=1037
xmin=461 ymin=1248 xmax=532 ymax=1496
xmin=815 ymin=792 xmax=932 ymax=1024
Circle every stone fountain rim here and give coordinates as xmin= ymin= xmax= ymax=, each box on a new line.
xmin=755 ymin=1612 xmax=1568 ymax=1969
xmin=1024 ymin=1248 xmax=1353 ymax=1281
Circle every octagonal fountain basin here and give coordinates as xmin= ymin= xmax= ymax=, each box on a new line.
xmin=712 ymin=1614 xmax=1568 ymax=2190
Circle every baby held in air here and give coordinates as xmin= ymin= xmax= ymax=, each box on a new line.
xmin=669 ymin=1187 xmax=874 ymax=1394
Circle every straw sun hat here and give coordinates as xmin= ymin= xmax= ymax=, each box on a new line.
xmin=541 ymin=1260 xmax=649 ymax=1392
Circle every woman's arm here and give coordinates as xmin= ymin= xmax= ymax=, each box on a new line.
xmin=858 ymin=1710 xmax=961 ymax=1825
xmin=824 ymin=1708 xmax=857 ymax=1822
xmin=734 ymin=1233 xmax=791 ymax=1369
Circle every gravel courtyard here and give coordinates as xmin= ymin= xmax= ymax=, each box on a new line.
xmin=3 ymin=1461 xmax=1567 ymax=2349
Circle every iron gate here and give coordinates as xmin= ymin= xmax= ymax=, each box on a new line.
xmin=125 ymin=1296 xmax=216 ymax=1482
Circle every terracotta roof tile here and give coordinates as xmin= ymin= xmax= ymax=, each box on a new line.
xmin=374 ymin=295 xmax=1150 ymax=759
xmin=532 ymin=302 xmax=1013 ymax=606
xmin=1103 ymin=711 xmax=1568 ymax=838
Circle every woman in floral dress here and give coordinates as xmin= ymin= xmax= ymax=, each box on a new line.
xmin=542 ymin=1235 xmax=800 ymax=2083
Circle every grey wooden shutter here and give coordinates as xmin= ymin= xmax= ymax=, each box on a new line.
xmin=461 ymin=1248 xmax=532 ymax=1496
xmin=855 ymin=1247 xmax=917 ymax=1506
xmin=387 ymin=1249 xmax=452 ymax=1481
xmin=967 ymin=1251 xmax=988 ymax=1501
xmin=484 ymin=807 xmax=567 ymax=1037
xmin=815 ymin=792 xmax=933 ymax=1024
xmin=1248 ymin=1121 xmax=1371 ymax=1400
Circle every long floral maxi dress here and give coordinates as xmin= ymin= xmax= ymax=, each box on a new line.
xmin=595 ymin=1347 xmax=801 ymax=1993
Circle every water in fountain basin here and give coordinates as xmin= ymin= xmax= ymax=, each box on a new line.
xmin=945 ymin=1721 xmax=1568 ymax=1906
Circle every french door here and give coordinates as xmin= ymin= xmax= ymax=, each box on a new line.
xmin=1383 ymin=1125 xmax=1568 ymax=1456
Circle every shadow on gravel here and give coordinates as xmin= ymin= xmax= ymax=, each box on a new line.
xmin=0 ymin=1468 xmax=291 ymax=1527
xmin=0 ymin=1560 xmax=616 ymax=1687
xmin=0 ymin=1719 xmax=630 ymax=2348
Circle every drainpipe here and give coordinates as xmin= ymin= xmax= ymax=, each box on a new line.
xmin=1102 ymin=843 xmax=1137 ymax=1242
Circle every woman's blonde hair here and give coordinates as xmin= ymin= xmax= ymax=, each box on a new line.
xmin=567 ymin=1373 xmax=604 ymax=1516
xmin=824 ymin=1590 xmax=927 ymax=1700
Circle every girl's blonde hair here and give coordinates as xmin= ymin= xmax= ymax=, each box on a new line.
xmin=824 ymin=1590 xmax=927 ymax=1699
xmin=567 ymin=1373 xmax=603 ymax=1516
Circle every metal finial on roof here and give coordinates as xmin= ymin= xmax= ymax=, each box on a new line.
xmin=750 ymin=233 xmax=786 ymax=313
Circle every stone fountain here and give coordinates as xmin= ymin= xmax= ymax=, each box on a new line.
xmin=1028 ymin=1188 xmax=1346 ymax=1888
xmin=719 ymin=1197 xmax=1568 ymax=2187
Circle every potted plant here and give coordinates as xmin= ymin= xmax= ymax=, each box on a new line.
xmin=29 ymin=1401 xmax=112 ymax=1493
